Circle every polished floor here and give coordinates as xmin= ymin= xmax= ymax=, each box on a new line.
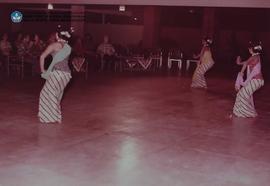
xmin=0 ymin=73 xmax=270 ymax=186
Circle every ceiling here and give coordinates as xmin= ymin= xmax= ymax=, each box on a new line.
xmin=1 ymin=0 xmax=270 ymax=8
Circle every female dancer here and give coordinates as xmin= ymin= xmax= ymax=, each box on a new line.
xmin=191 ymin=37 xmax=215 ymax=89
xmin=38 ymin=26 xmax=73 ymax=123
xmin=233 ymin=42 xmax=264 ymax=117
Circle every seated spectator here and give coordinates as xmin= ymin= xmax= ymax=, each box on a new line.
xmin=97 ymin=35 xmax=116 ymax=71
xmin=73 ymin=37 xmax=85 ymax=57
xmin=72 ymin=37 xmax=86 ymax=72
xmin=0 ymin=33 xmax=12 ymax=56
xmin=82 ymin=33 xmax=98 ymax=71
xmin=31 ymin=34 xmax=45 ymax=57
xmin=83 ymin=33 xmax=95 ymax=55
xmin=30 ymin=34 xmax=46 ymax=74
xmin=17 ymin=34 xmax=33 ymax=57
xmin=47 ymin=32 xmax=57 ymax=45
xmin=14 ymin=33 xmax=23 ymax=51
xmin=0 ymin=33 xmax=12 ymax=69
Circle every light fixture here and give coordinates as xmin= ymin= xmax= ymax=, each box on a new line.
xmin=48 ymin=3 xmax=54 ymax=10
xmin=189 ymin=9 xmax=194 ymax=13
xmin=119 ymin=5 xmax=125 ymax=12
xmin=134 ymin=17 xmax=138 ymax=21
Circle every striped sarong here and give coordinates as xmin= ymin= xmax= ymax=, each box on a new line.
xmin=233 ymin=79 xmax=264 ymax=118
xmin=191 ymin=61 xmax=214 ymax=88
xmin=38 ymin=70 xmax=71 ymax=123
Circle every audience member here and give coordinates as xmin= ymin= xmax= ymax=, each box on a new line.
xmin=0 ymin=33 xmax=12 ymax=69
xmin=97 ymin=35 xmax=116 ymax=71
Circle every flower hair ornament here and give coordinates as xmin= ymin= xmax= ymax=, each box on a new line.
xmin=254 ymin=45 xmax=262 ymax=50
xmin=57 ymin=25 xmax=75 ymax=39
xmin=206 ymin=38 xmax=213 ymax=44
xmin=203 ymin=37 xmax=213 ymax=46
xmin=249 ymin=41 xmax=263 ymax=52
xmin=254 ymin=43 xmax=262 ymax=51
xmin=60 ymin=31 xmax=71 ymax=38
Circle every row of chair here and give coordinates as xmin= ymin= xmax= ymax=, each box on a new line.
xmin=2 ymin=55 xmax=42 ymax=79
xmin=0 ymin=55 xmax=86 ymax=80
xmin=111 ymin=52 xmax=199 ymax=72
xmin=2 ymin=52 xmax=199 ymax=79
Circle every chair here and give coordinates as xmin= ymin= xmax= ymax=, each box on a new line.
xmin=167 ymin=50 xmax=183 ymax=71
xmin=121 ymin=55 xmax=144 ymax=72
xmin=135 ymin=56 xmax=152 ymax=71
xmin=114 ymin=46 xmax=129 ymax=72
xmin=7 ymin=55 xmax=24 ymax=79
xmin=114 ymin=55 xmax=123 ymax=72
xmin=100 ymin=55 xmax=105 ymax=72
xmin=150 ymin=50 xmax=163 ymax=71
xmin=99 ymin=54 xmax=118 ymax=72
xmin=71 ymin=57 xmax=88 ymax=79
xmin=186 ymin=59 xmax=199 ymax=71
xmin=27 ymin=55 xmax=39 ymax=76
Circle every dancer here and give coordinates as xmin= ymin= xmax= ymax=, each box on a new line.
xmin=191 ymin=37 xmax=215 ymax=89
xmin=233 ymin=42 xmax=264 ymax=118
xmin=38 ymin=25 xmax=74 ymax=123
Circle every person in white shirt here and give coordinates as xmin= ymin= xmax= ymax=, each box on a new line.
xmin=97 ymin=35 xmax=116 ymax=71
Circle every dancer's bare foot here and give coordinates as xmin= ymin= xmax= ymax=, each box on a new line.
xmin=228 ymin=113 xmax=234 ymax=119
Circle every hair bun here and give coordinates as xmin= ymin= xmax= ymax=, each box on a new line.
xmin=56 ymin=25 xmax=73 ymax=42
xmin=254 ymin=45 xmax=262 ymax=51
xmin=249 ymin=41 xmax=263 ymax=52
xmin=207 ymin=39 xmax=212 ymax=44
xmin=203 ymin=37 xmax=213 ymax=46
xmin=60 ymin=31 xmax=71 ymax=38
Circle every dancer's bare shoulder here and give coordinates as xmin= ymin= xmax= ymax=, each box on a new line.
xmin=49 ymin=42 xmax=63 ymax=50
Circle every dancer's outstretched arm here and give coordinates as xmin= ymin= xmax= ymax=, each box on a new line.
xmin=236 ymin=56 xmax=249 ymax=66
xmin=193 ymin=46 xmax=208 ymax=60
xmin=193 ymin=52 xmax=200 ymax=59
xmin=239 ymin=62 xmax=247 ymax=76
xmin=40 ymin=44 xmax=56 ymax=73
xmin=193 ymin=47 xmax=203 ymax=59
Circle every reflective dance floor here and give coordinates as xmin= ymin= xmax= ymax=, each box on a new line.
xmin=0 ymin=73 xmax=270 ymax=186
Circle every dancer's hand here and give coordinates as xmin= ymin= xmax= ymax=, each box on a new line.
xmin=41 ymin=71 xmax=48 ymax=80
xmin=239 ymin=71 xmax=244 ymax=77
xmin=236 ymin=56 xmax=241 ymax=65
